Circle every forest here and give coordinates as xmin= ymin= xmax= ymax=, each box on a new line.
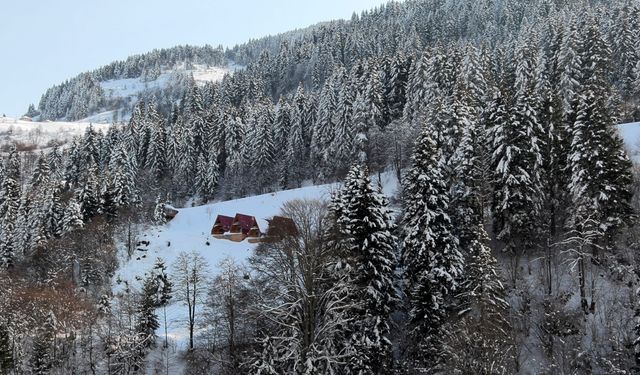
xmin=2 ymin=0 xmax=640 ymax=373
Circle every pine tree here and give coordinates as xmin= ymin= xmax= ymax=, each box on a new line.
xmin=153 ymin=195 xmax=167 ymax=225
xmin=490 ymin=42 xmax=544 ymax=257
xmin=285 ymin=109 xmax=306 ymax=188
xmin=447 ymin=224 xmax=511 ymax=374
xmin=136 ymin=272 xmax=161 ymax=348
xmin=310 ymin=77 xmax=337 ymax=182
xmin=109 ymin=142 xmax=140 ymax=207
xmin=449 ymin=97 xmax=485 ymax=251
xmin=62 ymin=197 xmax=84 ymax=233
xmin=153 ymin=257 xmax=173 ymax=349
xmin=0 ymin=167 xmax=20 ymax=268
xmin=402 ymin=51 xmax=430 ymax=127
xmin=332 ymin=165 xmax=397 ymax=374
xmin=402 ymin=124 xmax=464 ymax=370
xmin=568 ymin=21 xmax=634 ymax=244
xmin=331 ymin=74 xmax=355 ymax=176
xmin=31 ymin=312 xmax=56 ymax=375
xmin=41 ymin=182 xmax=64 ymax=239
xmin=77 ymin=165 xmax=101 ymax=220
xmin=0 ymin=323 xmax=13 ymax=374
xmin=147 ymin=115 xmax=167 ymax=180
xmin=31 ymin=151 xmax=51 ymax=189
xmin=252 ymin=109 xmax=275 ymax=189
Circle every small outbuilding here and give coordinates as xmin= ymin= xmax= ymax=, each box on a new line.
xmin=164 ymin=206 xmax=179 ymax=221
xmin=211 ymin=215 xmax=234 ymax=235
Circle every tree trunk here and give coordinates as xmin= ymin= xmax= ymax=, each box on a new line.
xmin=578 ymin=255 xmax=588 ymax=314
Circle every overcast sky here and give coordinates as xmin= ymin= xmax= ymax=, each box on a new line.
xmin=0 ymin=0 xmax=390 ymax=117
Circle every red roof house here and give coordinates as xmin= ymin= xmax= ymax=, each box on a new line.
xmin=211 ymin=215 xmax=234 ymax=235
xmin=230 ymin=214 xmax=261 ymax=238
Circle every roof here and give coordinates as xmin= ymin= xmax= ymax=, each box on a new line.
xmin=267 ymin=216 xmax=298 ymax=237
xmin=232 ymin=213 xmax=260 ymax=234
xmin=214 ymin=215 xmax=234 ymax=231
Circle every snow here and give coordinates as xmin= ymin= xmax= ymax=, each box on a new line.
xmin=113 ymin=171 xmax=400 ymax=350
xmin=0 ymin=116 xmax=109 ymax=151
xmin=617 ymin=122 xmax=640 ymax=162
xmin=100 ymin=73 xmax=174 ymax=99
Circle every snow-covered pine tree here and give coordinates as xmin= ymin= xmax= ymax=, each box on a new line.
xmin=567 ymin=21 xmax=634 ymax=245
xmin=136 ymin=271 xmax=161 ymax=348
xmin=0 ymin=157 xmax=20 ymax=268
xmin=0 ymin=323 xmax=13 ymax=373
xmin=146 ymin=111 xmax=167 ymax=180
xmin=332 ymin=164 xmax=397 ymax=374
xmin=31 ymin=151 xmax=51 ymax=190
xmin=490 ymin=40 xmax=544 ymax=258
xmin=449 ymin=91 xmax=484 ymax=251
xmin=402 ymin=50 xmax=430 ymax=127
xmin=386 ymin=53 xmax=411 ymax=121
xmin=77 ymin=165 xmax=102 ymax=220
xmin=252 ymin=106 xmax=276 ymax=189
xmin=62 ymin=197 xmax=84 ymax=234
xmin=108 ymin=142 xmax=140 ymax=208
xmin=152 ymin=257 xmax=172 ymax=348
xmin=153 ymin=195 xmax=166 ymax=225
xmin=285 ymin=108 xmax=307 ymax=188
xmin=41 ymin=182 xmax=64 ymax=239
xmin=331 ymin=70 xmax=356 ymax=176
xmin=352 ymin=93 xmax=371 ymax=164
xmin=310 ymin=76 xmax=337 ymax=181
xmin=401 ymin=123 xmax=464 ymax=371
xmin=446 ymin=224 xmax=511 ymax=374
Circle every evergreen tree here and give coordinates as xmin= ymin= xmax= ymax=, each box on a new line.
xmin=153 ymin=195 xmax=167 ymax=225
xmin=136 ymin=272 xmax=161 ymax=348
xmin=77 ymin=165 xmax=102 ymax=220
xmin=446 ymin=224 xmax=511 ymax=374
xmin=31 ymin=312 xmax=56 ymax=375
xmin=331 ymin=73 xmax=355 ymax=176
xmin=41 ymin=182 xmax=64 ymax=239
xmin=109 ymin=142 xmax=140 ymax=207
xmin=31 ymin=151 xmax=51 ymax=189
xmin=147 ymin=114 xmax=167 ymax=180
xmin=62 ymin=197 xmax=84 ymax=233
xmin=490 ymin=42 xmax=544 ymax=257
xmin=332 ymin=165 xmax=397 ymax=374
xmin=0 ymin=323 xmax=13 ymax=374
xmin=568 ymin=21 xmax=634 ymax=243
xmin=401 ymin=124 xmax=464 ymax=371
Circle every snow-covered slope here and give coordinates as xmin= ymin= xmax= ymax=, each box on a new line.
xmin=80 ymin=64 xmax=235 ymax=123
xmin=617 ymin=121 xmax=640 ymax=162
xmin=113 ymin=172 xmax=399 ymax=348
xmin=0 ymin=116 xmax=108 ymax=151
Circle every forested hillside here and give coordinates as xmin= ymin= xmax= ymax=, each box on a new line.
xmin=34 ymin=44 xmax=227 ymax=121
xmin=2 ymin=0 xmax=640 ymax=373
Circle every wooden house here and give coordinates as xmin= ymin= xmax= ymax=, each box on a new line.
xmin=211 ymin=215 xmax=234 ymax=236
xmin=265 ymin=216 xmax=298 ymax=240
xmin=229 ymin=213 xmax=261 ymax=241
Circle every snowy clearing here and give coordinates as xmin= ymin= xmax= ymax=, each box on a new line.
xmin=617 ymin=121 xmax=640 ymax=162
xmin=113 ymin=172 xmax=399 ymax=349
xmin=0 ymin=116 xmax=108 ymax=151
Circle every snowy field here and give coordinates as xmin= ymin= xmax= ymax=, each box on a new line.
xmin=0 ymin=116 xmax=108 ymax=151
xmin=617 ymin=121 xmax=640 ymax=162
xmin=113 ymin=172 xmax=399 ymax=349
xmin=87 ymin=64 xmax=234 ymax=124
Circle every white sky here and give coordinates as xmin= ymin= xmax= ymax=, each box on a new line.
xmin=0 ymin=0 xmax=391 ymax=117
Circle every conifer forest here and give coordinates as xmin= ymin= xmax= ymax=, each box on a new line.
xmin=2 ymin=0 xmax=640 ymax=373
